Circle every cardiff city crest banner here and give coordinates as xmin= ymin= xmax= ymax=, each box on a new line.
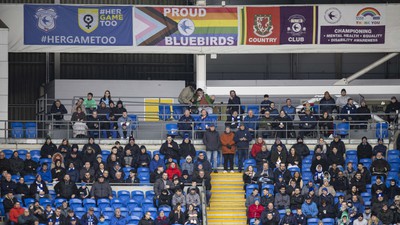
xmin=134 ymin=7 xmax=238 ymax=46
xmin=318 ymin=5 xmax=386 ymax=44
xmin=24 ymin=4 xmax=132 ymax=46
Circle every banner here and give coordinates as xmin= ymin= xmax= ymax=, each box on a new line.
xmin=24 ymin=4 xmax=132 ymax=46
xmin=319 ymin=5 xmax=385 ymax=44
xmin=134 ymin=7 xmax=238 ymax=46
xmin=241 ymin=7 xmax=281 ymax=45
xmin=280 ymin=6 xmax=317 ymax=45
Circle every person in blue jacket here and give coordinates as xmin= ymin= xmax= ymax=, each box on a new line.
xmin=195 ymin=109 xmax=214 ymax=139
xmin=341 ymin=98 xmax=357 ymax=122
xmin=37 ymin=163 xmax=52 ymax=183
xmin=301 ymin=195 xmax=318 ymax=218
xmin=243 ymin=110 xmax=259 ymax=138
xmin=110 ymin=208 xmax=127 ymax=225
xmin=150 ymin=154 xmax=166 ymax=173
xmin=234 ymin=124 xmax=253 ymax=172
xmin=281 ymin=98 xmax=296 ymax=120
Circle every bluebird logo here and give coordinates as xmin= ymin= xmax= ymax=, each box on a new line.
xmin=35 ymin=8 xmax=58 ymax=32
xmin=178 ymin=18 xmax=195 ymax=36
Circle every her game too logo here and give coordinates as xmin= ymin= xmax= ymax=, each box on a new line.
xmin=356 ymin=7 xmax=381 ymax=25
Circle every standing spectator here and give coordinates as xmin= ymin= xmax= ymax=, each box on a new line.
xmin=227 ymin=90 xmax=241 ymax=115
xmin=9 ymin=202 xmax=25 ymax=224
xmin=356 ymin=100 xmax=371 ymax=129
xmin=193 ymin=152 xmax=212 ymax=176
xmin=41 ymin=138 xmax=57 ymax=159
xmin=385 ymin=96 xmax=400 ymax=123
xmin=139 ymin=211 xmax=155 ymax=225
xmin=178 ymin=83 xmax=195 ymax=109
xmin=371 ymin=152 xmax=390 ymax=176
xmin=274 ymin=110 xmax=293 ymax=139
xmin=50 ymin=100 xmax=68 ymax=125
xmin=234 ymin=124 xmax=253 ymax=172
xmin=54 ymin=174 xmax=78 ymax=200
xmin=9 ymin=151 xmax=24 ymax=175
xmin=243 ymin=110 xmax=259 ymax=137
xmin=281 ymin=98 xmax=296 ymax=120
xmin=357 ymin=137 xmax=373 ymax=161
xmin=336 ymin=89 xmax=350 ymax=110
xmin=160 ymin=135 xmax=180 ymax=161
xmin=203 ymin=124 xmax=220 ymax=173
xmin=260 ymin=94 xmax=272 ymax=115
xmin=319 ymin=91 xmax=336 ymax=114
xmin=117 ymin=110 xmax=132 ymax=139
xmin=220 ymin=126 xmax=236 ymax=173
xmin=99 ymin=90 xmax=112 ymax=108
xmin=80 ymin=207 xmax=98 ymax=225
xmin=90 ymin=175 xmax=112 ymax=200
xmin=340 ymin=98 xmax=357 ymax=122
xmin=178 ymin=110 xmax=194 ymax=138
xmin=319 ymin=112 xmax=334 ymax=138
xmin=192 ymin=88 xmax=215 ymax=115
xmin=83 ymin=93 xmax=97 ymax=115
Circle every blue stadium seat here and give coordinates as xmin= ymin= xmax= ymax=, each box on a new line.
xmin=388 ymin=171 xmax=398 ymax=179
xmin=261 ymin=184 xmax=274 ymax=194
xmin=132 ymin=191 xmax=145 ymax=204
xmin=39 ymin=198 xmax=52 ymax=206
xmin=102 ymin=207 xmax=114 ymax=218
xmin=39 ymin=158 xmax=52 ymax=165
xmin=49 ymin=190 xmax=56 ymax=199
xmin=243 ymin=159 xmax=256 ymax=170
xmin=126 ymin=200 xmax=140 ymax=211
xmin=30 ymin=150 xmax=41 ymax=157
xmin=11 ymin=175 xmax=20 ymax=182
xmin=307 ymin=218 xmax=319 ymax=225
xmin=390 ymin=162 xmax=400 ymax=172
xmin=118 ymin=190 xmax=131 ymax=204
xmin=361 ymin=192 xmax=371 ymax=202
xmin=166 ymin=124 xmax=179 ymax=137
xmin=247 ymin=105 xmax=260 ymax=116
xmin=376 ymin=122 xmax=388 ymax=138
xmin=120 ymin=207 xmax=129 ymax=217
xmin=303 ymin=157 xmax=312 ymax=164
xmin=2 ymin=149 xmax=13 ymax=158
xmin=172 ymin=105 xmax=184 ymax=121
xmin=54 ymin=198 xmax=67 ymax=207
xmin=137 ymin=168 xmax=150 ymax=183
xmin=97 ymin=198 xmax=111 ymax=210
xmin=25 ymin=122 xmax=37 ymax=138
xmin=24 ymin=198 xmax=35 ymax=207
xmin=141 ymin=199 xmax=154 ymax=212
xmin=24 ymin=175 xmax=36 ymax=185
xmin=145 ymin=190 xmax=155 ymax=200
xmin=93 ymin=207 xmax=101 ymax=218
xmin=278 ymin=209 xmax=286 ymax=218
xmin=159 ymin=104 xmax=171 ymax=121
xmin=11 ymin=122 xmax=24 ymax=138
xmin=246 ymin=184 xmax=259 ymax=197
xmin=147 ymin=207 xmax=158 ymax=219
xmin=302 ymin=172 xmax=313 ymax=183
xmin=69 ymin=199 xmax=82 ymax=209
xmin=111 ymin=199 xmax=123 ymax=209
xmin=128 ymin=216 xmax=140 ymax=225
xmin=101 ymin=150 xmax=111 ymax=158
xmin=128 ymin=114 xmax=138 ymax=130
xmin=74 ymin=207 xmax=86 ymax=219
xmin=335 ymin=192 xmax=345 ymax=197
xmin=334 ymin=122 xmax=349 ymax=137
xmin=360 ymin=158 xmax=372 ymax=169
xmin=17 ymin=149 xmax=28 ymax=156
xmin=83 ymin=199 xmax=96 ymax=210
xmin=0 ymin=199 xmax=4 ymax=216
xmin=346 ymin=155 xmax=358 ymax=162
xmin=289 ymin=167 xmax=301 ymax=175
xmin=158 ymin=205 xmax=171 ymax=217
xmin=131 ymin=207 xmax=143 ymax=218
xmin=388 ymin=150 xmax=400 ymax=157
xmin=322 ymin=218 xmax=335 ymax=225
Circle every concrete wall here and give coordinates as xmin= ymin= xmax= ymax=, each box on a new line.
xmin=0 ymin=26 xmax=8 ymax=138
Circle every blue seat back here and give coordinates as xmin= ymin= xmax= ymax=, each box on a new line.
xmin=172 ymin=105 xmax=184 ymax=120
xmin=376 ymin=122 xmax=389 ymax=138
xmin=159 ymin=104 xmax=171 ymax=121
xmin=166 ymin=124 xmax=178 ymax=136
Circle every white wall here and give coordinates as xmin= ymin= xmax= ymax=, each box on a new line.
xmin=0 ymin=26 xmax=8 ymax=138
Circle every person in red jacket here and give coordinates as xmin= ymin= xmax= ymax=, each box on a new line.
xmin=9 ymin=201 xmax=24 ymax=224
xmin=166 ymin=162 xmax=182 ymax=180
xmin=251 ymin=137 xmax=265 ymax=158
xmin=248 ymin=199 xmax=265 ymax=221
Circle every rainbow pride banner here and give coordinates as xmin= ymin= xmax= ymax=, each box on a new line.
xmin=134 ymin=7 xmax=238 ymax=46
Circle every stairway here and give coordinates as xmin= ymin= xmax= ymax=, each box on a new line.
xmin=207 ymin=172 xmax=247 ymax=225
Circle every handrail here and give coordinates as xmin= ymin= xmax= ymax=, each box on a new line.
xmin=201 ymin=180 xmax=208 ymax=225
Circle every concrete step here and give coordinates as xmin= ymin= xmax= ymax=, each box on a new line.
xmin=211 ymin=180 xmax=244 ymax=185
xmin=208 ymin=219 xmax=247 ymax=225
xmin=208 ymin=206 xmax=247 ymax=211
xmin=213 ymin=185 xmax=243 ymax=190
xmin=210 ymin=201 xmax=245 ymax=208
xmin=211 ymin=189 xmax=245 ymax=194
xmin=210 ymin=198 xmax=244 ymax=202
xmin=207 ymin=211 xmax=247 ymax=216
xmin=208 ymin=215 xmax=247 ymax=219
xmin=211 ymin=193 xmax=244 ymax=198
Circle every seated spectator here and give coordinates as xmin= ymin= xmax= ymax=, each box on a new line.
xmin=155 ymin=211 xmax=169 ymax=225
xmin=160 ymin=135 xmax=180 ymax=161
xmin=299 ymin=109 xmax=317 ymax=138
xmin=357 ymin=163 xmax=371 ymax=185
xmin=270 ymin=145 xmax=288 ymax=169
xmin=111 ymin=208 xmax=127 ymax=225
xmin=258 ymin=111 xmax=274 ymax=138
xmin=154 ymin=172 xmax=174 ymax=202
xmin=86 ymin=111 xmax=104 ymax=138
xmin=150 ymin=154 xmax=166 ymax=173
xmin=0 ymin=151 xmax=10 ymax=174
xmin=110 ymin=172 xmax=124 ymax=183
xmin=193 ymin=152 xmax=212 ymax=176
xmin=301 ymin=180 xmax=319 ymax=196
xmin=255 ymin=146 xmax=270 ymax=169
xmin=138 ymin=211 xmax=154 ymax=225
xmin=315 ymin=137 xmax=329 ymax=155
xmin=282 ymin=98 xmax=296 ymax=120
xmin=333 ymin=171 xmax=348 ymax=193
xmin=54 ymin=174 xmax=78 ymax=199
xmin=294 ymin=209 xmax=307 ymax=225
xmin=0 ymin=174 xmax=15 ymax=196
xmin=50 ymin=99 xmax=68 ymax=124
xmin=251 ymin=137 xmax=265 ymax=159
xmin=9 ymin=202 xmax=25 ymax=224
xmin=340 ymin=98 xmax=357 ymax=122
xmin=124 ymin=137 xmax=140 ymax=157
xmin=319 ymin=188 xmax=334 ymax=206
xmin=337 ymin=213 xmax=350 ymax=225
xmin=51 ymin=160 xmax=66 ymax=182
xmin=71 ymin=104 xmax=86 ymax=122
xmin=40 ymin=137 xmax=57 ymax=159
xmin=378 ymin=203 xmax=393 ymax=225
xmin=195 ymin=109 xmax=213 ymax=139
xmin=246 ymin=188 xmax=260 ymax=208
xmin=318 ymin=178 xmax=336 ymax=197
xmin=373 ymin=138 xmax=387 ymax=159
xmin=180 ymin=170 xmax=191 ymax=184
xmin=353 ymin=213 xmax=368 ymax=225
xmin=66 ymin=209 xmax=80 ymax=225
xmin=260 ymin=188 xmax=274 ymax=208
xmin=113 ymin=100 xmax=126 ymax=119
xmin=60 ymin=201 xmax=70 ymax=217
xmin=9 ymin=151 xmax=24 ymax=175
xmin=248 ymin=198 xmax=264 ymax=220
xmin=301 ymin=196 xmax=318 ymax=218
xmin=29 ymin=201 xmax=45 ymax=224
xmin=273 ymin=163 xmax=291 ymax=185
xmin=372 ymin=175 xmax=387 ymax=195
xmin=388 ymin=180 xmax=400 ymax=205
xmin=193 ymin=170 xmax=212 ymax=204
xmin=280 ymin=208 xmax=297 ymax=225
xmin=274 ymin=110 xmax=293 ymax=139
xmin=255 ymin=162 xmax=274 ymax=185
xmin=80 ymin=162 xmax=95 ymax=182
xmin=83 ymin=93 xmax=97 ymax=115
xmin=15 ymin=177 xmax=29 ymax=202
xmin=77 ymin=183 xmax=90 ymax=199
xmin=370 ymin=152 xmax=390 ymax=176
xmin=168 ymin=203 xmax=185 ymax=225
xmin=311 ymin=153 xmax=327 ymax=174
xmin=319 ymin=91 xmax=336 ymax=114
xmin=136 ymin=146 xmax=151 ymax=168
xmin=90 ymin=175 xmax=112 ymax=200
xmin=185 ymin=204 xmax=200 ymax=225
xmin=171 ymin=189 xmax=186 ymax=208
xmin=225 ymin=110 xmax=241 ymax=130
xmin=290 ymin=187 xmax=304 ymax=210
xmin=18 ymin=206 xmax=39 ymax=225
xmin=330 ymin=134 xmax=346 ymax=156
xmin=80 ymin=207 xmax=98 ymax=225
xmin=117 ymin=110 xmax=133 ymax=139
xmin=166 ymin=162 xmax=181 ymax=180
xmin=318 ymin=111 xmax=334 ymax=138
xmin=345 ymin=185 xmax=363 ymax=203
xmin=343 ymin=161 xmax=356 ymax=182
xmin=350 ymin=173 xmax=366 ymax=193
xmin=23 ymin=153 xmax=38 ymax=176
xmin=357 ymin=137 xmax=373 ymax=161
xmin=266 ymin=102 xmax=279 ymax=119
xmin=287 ymin=147 xmax=301 ymax=169
xmin=260 ymin=203 xmax=280 ymax=225
xmin=292 ymin=172 xmax=303 ymax=189
xmin=186 ymin=187 xmax=201 ymax=207
xmin=110 ymin=162 xmax=124 ymax=180
xmin=177 ymin=109 xmax=195 ymax=139
xmin=244 ymin=110 xmax=258 ymax=137
xmin=181 ymin=156 xmax=194 ymax=176
xmin=37 ymin=163 xmax=52 ymax=183
xmin=179 ymin=135 xmax=196 ymax=160
xmin=192 ymin=88 xmax=215 ymax=115
xmin=150 ymin=166 xmax=164 ymax=184
xmin=351 ymin=195 xmax=364 ymax=214
xmin=356 ymin=100 xmax=371 ymax=129
xmin=327 ymin=147 xmax=345 ymax=167
xmin=274 ymin=185 xmax=290 ymax=210
xmin=260 ymin=94 xmax=272 ymax=115
xmin=243 ymin=165 xmax=257 ymax=187
xmin=124 ymin=169 xmax=138 ymax=184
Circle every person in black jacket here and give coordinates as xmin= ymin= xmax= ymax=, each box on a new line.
xmin=168 ymin=203 xmax=185 ymax=225
xmin=54 ymin=174 xmax=78 ymax=200
xmin=50 ymin=100 xmax=68 ymax=129
xmin=193 ymin=170 xmax=212 ymax=204
xmin=318 ymin=200 xmax=336 ymax=219
xmin=329 ymin=136 xmax=346 ymax=157
xmin=40 ymin=137 xmax=57 ymax=159
xmin=29 ymin=174 xmax=50 ymax=201
xmin=9 ymin=151 xmax=25 ymax=175
xmin=3 ymin=191 xmax=18 ymax=216
xmin=179 ymin=136 xmax=196 ymax=160
xmin=178 ymin=109 xmax=194 ymax=139
xmin=0 ymin=151 xmax=10 ymax=174
xmin=385 ymin=96 xmax=400 ymax=123
xmin=82 ymin=137 xmax=102 ymax=156
xmin=357 ymin=137 xmax=373 ymax=161
xmin=15 ymin=177 xmax=30 ymax=201
xmin=274 ymin=110 xmax=293 ymax=139
xmin=160 ymin=136 xmax=180 ymax=161
xmin=86 ymin=111 xmax=103 ymax=138
xmin=135 ymin=146 xmax=151 ymax=168
xmin=291 ymin=137 xmax=310 ymax=159
xmin=327 ymin=147 xmax=345 ymax=167
xmin=227 ymin=90 xmax=241 ymax=115
xmin=1 ymin=173 xmax=16 ymax=196
xmin=23 ymin=153 xmax=39 ymax=176
xmin=234 ymin=124 xmax=253 ymax=172
xmin=356 ymin=100 xmax=371 ymax=129
xmin=124 ymin=137 xmax=140 ymax=158
xmin=49 ymin=207 xmax=66 ymax=225
xmin=370 ymin=152 xmax=391 ymax=176
xmin=333 ymin=171 xmax=348 ymax=193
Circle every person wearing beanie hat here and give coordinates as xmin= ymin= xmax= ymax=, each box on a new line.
xmin=124 ymin=137 xmax=140 ymax=158
xmin=181 ymin=155 xmax=194 ymax=176
xmin=372 ymin=138 xmax=387 ymax=159
xmin=203 ymin=122 xmax=220 ymax=173
xmin=336 ymin=88 xmax=350 ymax=110
xmin=117 ymin=109 xmax=133 ymax=139
xmin=149 ymin=154 xmax=166 ymax=176
xmin=302 ymin=195 xmax=318 ymax=218
xmin=179 ymin=134 xmax=196 ymax=160
xmin=356 ymin=99 xmax=371 ymax=130
xmin=135 ymin=145 xmax=151 ymax=168
xmin=248 ymin=198 xmax=264 ymax=221
xmin=291 ymin=136 xmax=310 ymax=159
xmin=357 ymin=136 xmax=373 ymax=161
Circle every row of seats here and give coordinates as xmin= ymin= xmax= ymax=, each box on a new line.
xmin=250 ymin=217 xmax=336 ymax=225
xmin=10 ymin=122 xmax=37 ymax=138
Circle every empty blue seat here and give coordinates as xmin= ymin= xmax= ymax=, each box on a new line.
xmin=54 ymin=198 xmax=67 ymax=207
xmin=278 ymin=209 xmax=286 ymax=218
xmin=40 ymin=158 xmax=52 ymax=165
xmin=24 ymin=198 xmax=35 ymax=207
xmin=111 ymin=199 xmax=123 ymax=209
xmin=11 ymin=175 xmax=20 ymax=182
xmin=159 ymin=104 xmax=171 ymax=121
xmin=126 ymin=200 xmax=140 ymax=211
xmin=97 ymin=198 xmax=111 ymax=210
xmin=30 ymin=150 xmax=41 ymax=157
xmin=128 ymin=216 xmax=140 ymax=225
xmin=24 ymin=175 xmax=36 ymax=185
xmin=39 ymin=198 xmax=51 ymax=206
xmin=172 ymin=105 xmax=184 ymax=121
xmin=120 ymin=207 xmax=129 ymax=217
xmin=118 ymin=191 xmax=131 ymax=203
xmin=145 ymin=190 xmax=155 ymax=200
xmin=74 ymin=207 xmax=86 ymax=219
xmin=346 ymin=150 xmax=357 ymax=155
xmin=102 ymin=207 xmax=114 ymax=218
xmin=388 ymin=150 xmax=400 ymax=156
xmin=261 ymin=184 xmax=274 ymax=194
xmin=11 ymin=122 xmax=24 ymax=138
xmin=361 ymin=192 xmax=372 ymax=202
xmin=335 ymin=122 xmax=349 ymax=137
xmin=101 ymin=150 xmax=111 ymax=158
xmin=137 ymin=168 xmax=150 ymax=183
xmin=390 ymin=162 xmax=400 ymax=172
xmin=289 ymin=167 xmax=301 ymax=175
xmin=166 ymin=124 xmax=179 ymax=137
xmin=131 ymin=207 xmax=143 ymax=218
xmin=128 ymin=114 xmax=138 ymax=130
xmin=376 ymin=122 xmax=388 ymax=138
xmin=83 ymin=199 xmax=96 ymax=210
xmin=69 ymin=199 xmax=82 ymax=209
xmin=2 ymin=149 xmax=13 ymax=158
xmin=25 ymin=122 xmax=37 ymax=138
xmin=141 ymin=199 xmax=154 ymax=212
xmin=322 ymin=218 xmax=335 ymax=225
